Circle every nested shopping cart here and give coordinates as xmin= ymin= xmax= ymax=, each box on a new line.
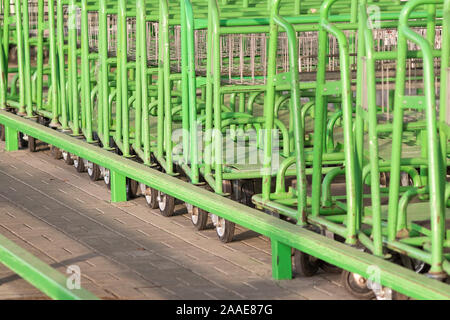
xmin=179 ymin=0 xmax=337 ymax=241
xmin=253 ymin=0 xmax=449 ymax=299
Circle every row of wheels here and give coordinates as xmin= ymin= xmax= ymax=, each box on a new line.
xmin=0 ymin=126 xmax=392 ymax=299
xmin=54 ymin=148 xmax=186 ymax=226
xmin=2 ymin=124 xmax=238 ymax=243
xmin=140 ymin=184 xmax=235 ymax=243
xmin=7 ymin=122 xmax=419 ymax=299
xmin=188 ymin=204 xmax=235 ymax=243
xmin=293 ymin=246 xmax=421 ymax=299
xmin=52 ymin=145 xmax=424 ymax=299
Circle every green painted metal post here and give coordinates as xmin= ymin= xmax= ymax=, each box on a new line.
xmin=271 ymin=239 xmax=292 ymax=280
xmin=110 ymin=170 xmax=127 ymax=203
xmin=5 ymin=126 xmax=18 ymax=151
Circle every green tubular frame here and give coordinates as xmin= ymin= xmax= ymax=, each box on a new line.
xmin=386 ymin=0 xmax=447 ymax=277
xmin=1 ymin=109 xmax=450 ymax=299
xmin=182 ymin=0 xmax=344 ymax=195
xmin=1 ymin=0 xmax=450 ymax=299
xmin=356 ymin=0 xmax=449 ymax=277
xmin=262 ymin=0 xmax=308 ymax=224
xmin=0 ymin=1 xmax=58 ymax=120
xmin=204 ymin=0 xmax=295 ymax=194
xmin=255 ymin=0 xmax=450 ymax=279
xmin=256 ymin=0 xmax=357 ymax=224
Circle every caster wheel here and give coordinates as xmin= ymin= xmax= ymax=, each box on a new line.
xmin=28 ymin=136 xmax=37 ymax=152
xmin=140 ymin=183 xmax=158 ymax=209
xmin=398 ymin=255 xmax=430 ymax=274
xmin=0 ymin=125 xmax=5 ymax=141
xmin=413 ymin=260 xmax=430 ymax=274
xmin=38 ymin=115 xmax=49 ymax=127
xmin=87 ymin=161 xmax=101 ymax=181
xmin=341 ymin=270 xmax=375 ymax=299
xmin=73 ymin=157 xmax=86 ymax=173
xmin=240 ymin=181 xmax=256 ymax=208
xmin=126 ymin=178 xmax=139 ymax=200
xmin=367 ymin=254 xmax=423 ymax=300
xmin=157 ymin=191 xmax=175 ymax=217
xmin=62 ymin=151 xmax=74 ymax=165
xmin=51 ymin=146 xmax=63 ymax=159
xmin=212 ymin=214 xmax=235 ymax=243
xmin=102 ymin=168 xmax=111 ymax=189
xmin=18 ymin=133 xmax=28 ymax=149
xmin=191 ymin=206 xmax=208 ymax=231
xmin=293 ymin=249 xmax=320 ymax=277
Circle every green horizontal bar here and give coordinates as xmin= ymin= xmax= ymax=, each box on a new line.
xmin=0 ymin=233 xmax=98 ymax=300
xmin=1 ymin=111 xmax=449 ymax=300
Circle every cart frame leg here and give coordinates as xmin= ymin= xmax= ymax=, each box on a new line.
xmin=271 ymin=239 xmax=292 ymax=280
xmin=5 ymin=126 xmax=19 ymax=151
xmin=111 ymin=170 xmax=127 ymax=203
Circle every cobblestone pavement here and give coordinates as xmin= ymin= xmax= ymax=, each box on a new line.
xmin=0 ymin=141 xmax=356 ymax=300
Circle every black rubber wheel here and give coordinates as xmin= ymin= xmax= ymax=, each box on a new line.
xmin=28 ymin=136 xmax=37 ymax=152
xmin=293 ymin=249 xmax=320 ymax=277
xmin=62 ymin=151 xmax=74 ymax=165
xmin=140 ymin=183 xmax=158 ymax=209
xmin=158 ymin=191 xmax=175 ymax=217
xmin=398 ymin=254 xmax=430 ymax=274
xmin=87 ymin=161 xmax=101 ymax=181
xmin=103 ymin=168 xmax=111 ymax=190
xmin=51 ymin=146 xmax=63 ymax=160
xmin=215 ymin=216 xmax=235 ymax=243
xmin=381 ymin=254 xmax=422 ymax=300
xmin=341 ymin=270 xmax=375 ymax=299
xmin=240 ymin=181 xmax=256 ymax=207
xmin=126 ymin=178 xmax=139 ymax=200
xmin=18 ymin=133 xmax=28 ymax=149
xmin=191 ymin=206 xmax=209 ymax=231
xmin=0 ymin=124 xmax=5 ymax=141
xmin=73 ymin=157 xmax=86 ymax=173
xmin=38 ymin=115 xmax=50 ymax=127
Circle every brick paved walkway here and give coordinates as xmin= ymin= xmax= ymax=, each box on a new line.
xmin=0 ymin=141 xmax=356 ymax=300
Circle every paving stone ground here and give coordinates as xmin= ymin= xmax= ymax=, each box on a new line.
xmin=0 ymin=141 xmax=357 ymax=300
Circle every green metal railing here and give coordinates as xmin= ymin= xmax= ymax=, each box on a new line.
xmin=0 ymin=230 xmax=97 ymax=300
xmin=1 ymin=109 xmax=450 ymax=299
xmin=0 ymin=0 xmax=449 ymax=300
